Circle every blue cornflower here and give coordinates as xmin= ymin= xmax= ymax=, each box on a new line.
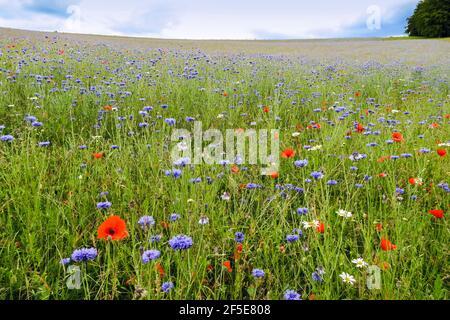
xmin=296 ymin=207 xmax=309 ymax=215
xmin=138 ymin=216 xmax=155 ymax=228
xmin=38 ymin=141 xmax=51 ymax=147
xmin=169 ymin=235 xmax=193 ymax=250
xmin=173 ymin=157 xmax=190 ymax=167
xmin=294 ymin=159 xmax=308 ymax=168
xmin=327 ymin=180 xmax=338 ymax=185
xmin=286 ymin=234 xmax=299 ymax=243
xmin=252 ymin=269 xmax=265 ymax=278
xmin=71 ymin=247 xmax=97 ymax=262
xmin=96 ymin=201 xmax=111 ymax=209
xmin=60 ymin=258 xmax=71 ymax=265
xmin=246 ymin=183 xmax=261 ymax=189
xmin=235 ymin=232 xmax=245 ymax=243
xmin=169 ymin=213 xmax=180 ymax=221
xmin=284 ymin=290 xmax=301 ymax=300
xmin=142 ymin=250 xmax=161 ymax=263
xmin=310 ymin=171 xmax=324 ymax=179
xmin=161 ymin=282 xmax=174 ymax=293
xmin=312 ymin=271 xmax=323 ymax=282
xmin=164 ymin=118 xmax=176 ymax=126
xmin=1 ymin=135 xmax=14 ymax=142
xmin=32 ymin=121 xmax=43 ymax=127
xmin=150 ymin=235 xmax=162 ymax=243
xmin=79 ymin=145 xmax=87 ymax=150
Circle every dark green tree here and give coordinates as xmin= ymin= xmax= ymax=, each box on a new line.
xmin=406 ymin=0 xmax=450 ymax=37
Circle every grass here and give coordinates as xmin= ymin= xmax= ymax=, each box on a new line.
xmin=0 ymin=29 xmax=449 ymax=300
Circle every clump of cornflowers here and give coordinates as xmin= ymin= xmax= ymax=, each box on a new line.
xmin=312 ymin=266 xmax=325 ymax=283
xmin=284 ymin=290 xmax=301 ymax=300
xmin=71 ymin=247 xmax=98 ymax=262
xmin=169 ymin=235 xmax=193 ymax=250
xmin=294 ymin=159 xmax=308 ymax=168
xmin=297 ymin=207 xmax=309 ymax=215
xmin=165 ymin=169 xmax=182 ymax=178
xmin=1 ymin=135 xmax=14 ymax=142
xmin=96 ymin=201 xmax=111 ymax=209
xmin=252 ymin=268 xmax=265 ymax=278
xmin=161 ymin=282 xmax=174 ymax=293
xmin=142 ymin=250 xmax=161 ymax=264
xmin=235 ymin=232 xmax=244 ymax=243
xmin=310 ymin=171 xmax=324 ymax=179
xmin=138 ymin=216 xmax=155 ymax=229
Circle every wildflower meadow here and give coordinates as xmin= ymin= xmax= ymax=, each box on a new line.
xmin=0 ymin=28 xmax=449 ymax=300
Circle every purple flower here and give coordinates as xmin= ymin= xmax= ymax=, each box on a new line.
xmin=38 ymin=141 xmax=51 ymax=147
xmin=284 ymin=290 xmax=301 ymax=300
xmin=169 ymin=213 xmax=180 ymax=221
xmin=138 ymin=216 xmax=155 ymax=228
xmin=71 ymin=247 xmax=97 ymax=262
xmin=252 ymin=269 xmax=265 ymax=278
xmin=294 ymin=159 xmax=308 ymax=168
xmin=235 ymin=232 xmax=245 ymax=243
xmin=286 ymin=234 xmax=299 ymax=243
xmin=60 ymin=258 xmax=71 ymax=265
xmin=142 ymin=250 xmax=161 ymax=263
xmin=164 ymin=118 xmax=176 ymax=126
xmin=327 ymin=180 xmax=338 ymax=186
xmin=310 ymin=171 xmax=324 ymax=179
xmin=169 ymin=235 xmax=193 ymax=250
xmin=1 ymin=135 xmax=14 ymax=142
xmin=161 ymin=282 xmax=174 ymax=293
xmin=296 ymin=207 xmax=309 ymax=215
xmin=96 ymin=201 xmax=111 ymax=209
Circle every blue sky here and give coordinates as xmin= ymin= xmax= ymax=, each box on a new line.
xmin=0 ymin=0 xmax=419 ymax=39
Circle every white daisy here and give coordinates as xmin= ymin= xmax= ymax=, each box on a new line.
xmin=351 ymin=257 xmax=368 ymax=268
xmin=337 ymin=209 xmax=353 ymax=218
xmin=339 ymin=272 xmax=356 ymax=285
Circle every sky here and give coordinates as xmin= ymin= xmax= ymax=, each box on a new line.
xmin=0 ymin=0 xmax=420 ymax=39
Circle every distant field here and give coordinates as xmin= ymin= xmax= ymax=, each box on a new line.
xmin=0 ymin=28 xmax=449 ymax=300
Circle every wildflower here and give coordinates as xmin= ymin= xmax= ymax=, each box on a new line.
xmin=409 ymin=177 xmax=423 ymax=185
xmin=327 ymin=180 xmax=338 ymax=186
xmin=263 ymin=106 xmax=270 ymax=113
xmin=164 ymin=118 xmax=176 ymax=126
xmin=296 ymin=207 xmax=309 ymax=215
xmin=38 ymin=141 xmax=51 ymax=147
xmin=380 ymin=238 xmax=397 ymax=251
xmin=437 ymin=149 xmax=446 ymax=157
xmin=339 ymin=272 xmax=356 ymax=285
xmin=286 ymin=234 xmax=299 ymax=243
xmin=97 ymin=216 xmax=128 ymax=240
xmin=199 ymin=216 xmax=209 ymax=225
xmin=221 ymin=192 xmax=231 ymax=201
xmin=161 ymin=282 xmax=174 ymax=293
xmin=96 ymin=201 xmax=111 ymax=209
xmin=71 ymin=247 xmax=98 ymax=262
xmin=223 ymin=260 xmax=232 ymax=272
xmin=316 ymin=222 xmax=325 ymax=233
xmin=142 ymin=250 xmax=161 ymax=263
xmin=60 ymin=258 xmax=71 ymax=265
xmin=281 ymin=148 xmax=296 ymax=158
xmin=93 ymin=152 xmax=104 ymax=159
xmin=428 ymin=209 xmax=444 ymax=219
xmin=351 ymin=257 xmax=368 ymax=268
xmin=252 ymin=269 xmax=265 ymax=278
xmin=294 ymin=159 xmax=308 ymax=168
xmin=312 ymin=272 xmax=323 ymax=282
xmin=337 ymin=209 xmax=352 ymax=218
xmin=284 ymin=290 xmax=301 ymax=300
xmin=235 ymin=232 xmax=245 ymax=243
xmin=310 ymin=171 xmax=324 ymax=179
xmin=1 ymin=135 xmax=14 ymax=142
xmin=169 ymin=235 xmax=193 ymax=250
xmin=169 ymin=213 xmax=180 ymax=221
xmin=138 ymin=216 xmax=155 ymax=228
xmin=392 ymin=132 xmax=404 ymax=143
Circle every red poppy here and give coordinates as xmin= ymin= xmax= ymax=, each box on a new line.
xmin=103 ymin=105 xmax=113 ymax=111
xmin=206 ymin=264 xmax=214 ymax=272
xmin=408 ymin=177 xmax=422 ymax=185
xmin=375 ymin=223 xmax=383 ymax=232
xmin=355 ymin=91 xmax=361 ymax=97
xmin=430 ymin=123 xmax=439 ymax=128
xmin=428 ymin=209 xmax=444 ymax=219
xmin=155 ymin=262 xmax=165 ymax=277
xmin=445 ymin=114 xmax=450 ymax=119
xmin=97 ymin=215 xmax=128 ymax=240
xmin=263 ymin=106 xmax=270 ymax=113
xmin=234 ymin=243 xmax=243 ymax=260
xmin=316 ymin=222 xmax=325 ymax=234
xmin=380 ymin=238 xmax=397 ymax=251
xmin=355 ymin=123 xmax=365 ymax=133
xmin=222 ymin=91 xmax=228 ymax=97
xmin=93 ymin=152 xmax=104 ymax=159
xmin=437 ymin=149 xmax=446 ymax=157
xmin=379 ymin=172 xmax=387 ymax=178
xmin=392 ymin=132 xmax=404 ymax=143
xmin=270 ymin=171 xmax=279 ymax=179
xmin=223 ymin=260 xmax=232 ymax=273
xmin=231 ymin=165 xmax=240 ymax=174
xmin=160 ymin=221 xmax=170 ymax=229
xmin=281 ymin=148 xmax=295 ymax=158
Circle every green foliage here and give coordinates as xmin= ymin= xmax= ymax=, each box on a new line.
xmin=406 ymin=0 xmax=450 ymax=37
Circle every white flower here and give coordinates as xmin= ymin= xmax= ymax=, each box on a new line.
xmin=302 ymin=220 xmax=320 ymax=229
xmin=308 ymin=145 xmax=322 ymax=151
xmin=221 ymin=192 xmax=230 ymax=201
xmin=351 ymin=258 xmax=368 ymax=268
xmin=199 ymin=216 xmax=209 ymax=225
xmin=337 ymin=209 xmax=353 ymax=218
xmin=292 ymin=132 xmax=301 ymax=137
xmin=437 ymin=143 xmax=450 ymax=147
xmin=391 ymin=109 xmax=400 ymax=113
xmin=339 ymin=272 xmax=356 ymax=285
